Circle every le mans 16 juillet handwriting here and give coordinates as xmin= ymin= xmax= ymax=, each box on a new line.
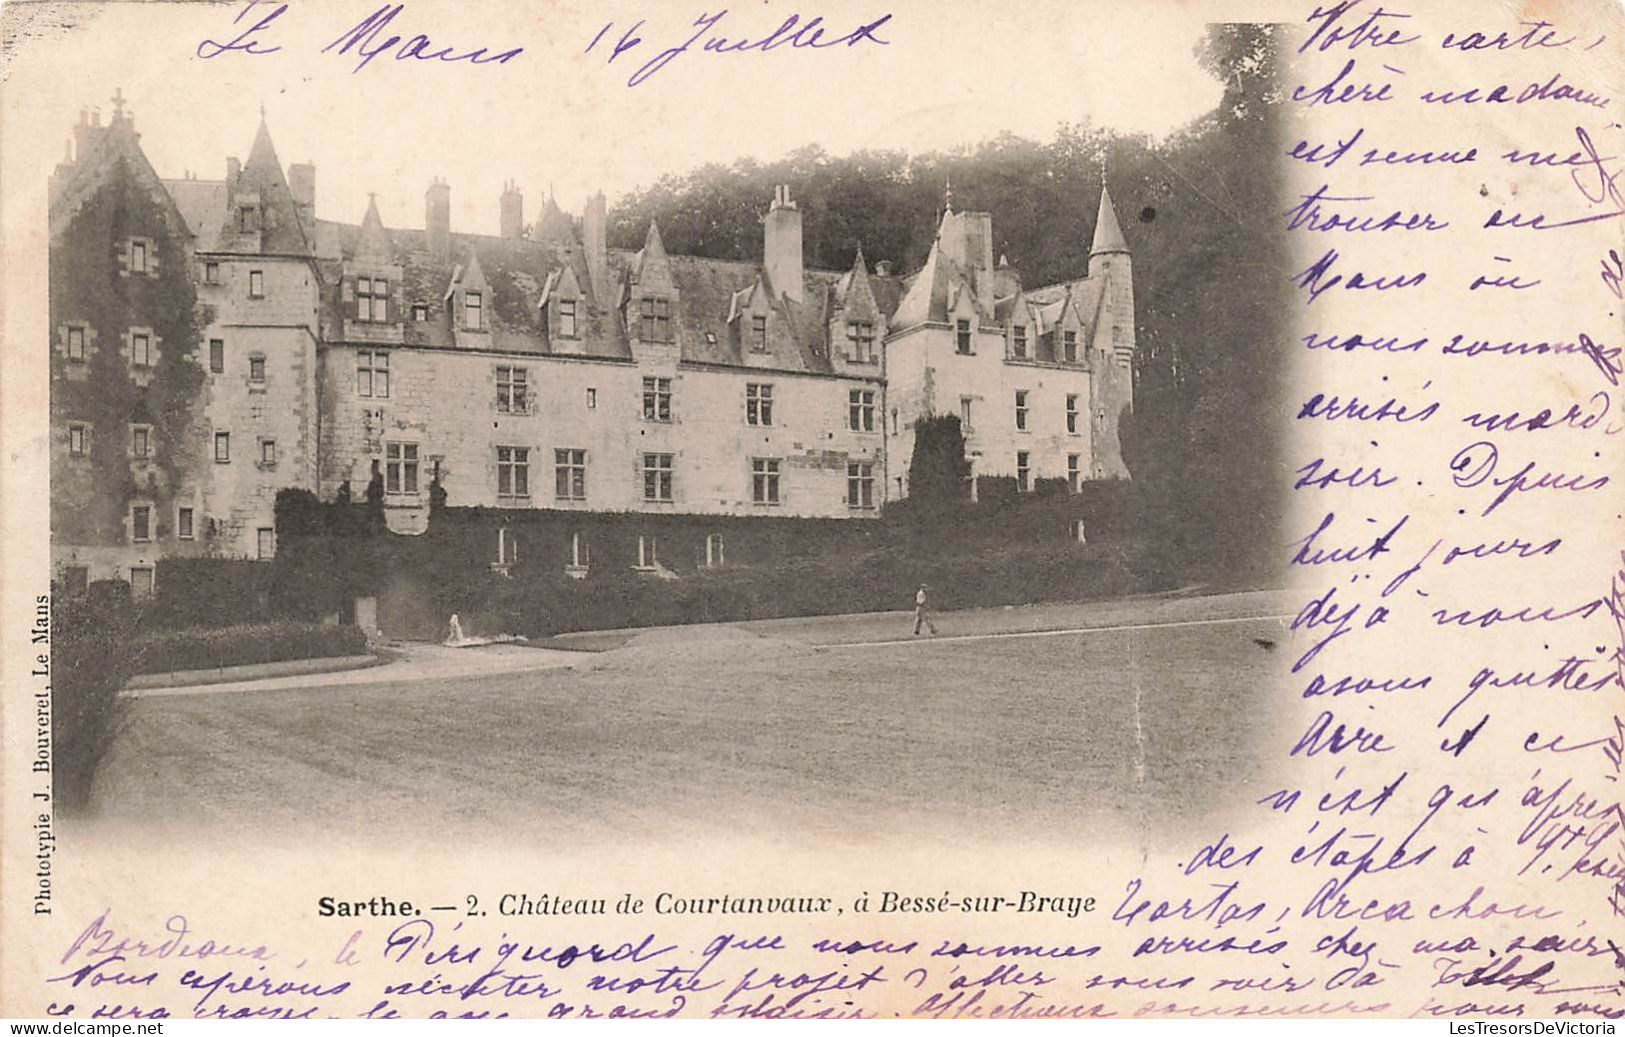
xmin=194 ymin=0 xmax=893 ymax=86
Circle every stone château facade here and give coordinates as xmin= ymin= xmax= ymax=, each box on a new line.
xmin=47 ymin=98 xmax=1137 ymax=593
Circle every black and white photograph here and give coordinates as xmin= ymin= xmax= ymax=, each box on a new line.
xmin=4 ymin=0 xmax=1622 ymax=1023
xmin=40 ymin=10 xmax=1290 ymax=840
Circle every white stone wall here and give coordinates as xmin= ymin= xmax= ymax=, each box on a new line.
xmin=884 ymin=324 xmax=1096 ymax=496
xmin=319 ymin=345 xmax=888 ymax=522
xmin=199 ymin=254 xmax=322 ymax=558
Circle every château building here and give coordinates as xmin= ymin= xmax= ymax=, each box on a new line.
xmin=47 ymin=98 xmax=1137 ymax=594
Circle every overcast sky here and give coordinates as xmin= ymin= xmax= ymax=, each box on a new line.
xmin=15 ymin=0 xmax=1225 ymax=236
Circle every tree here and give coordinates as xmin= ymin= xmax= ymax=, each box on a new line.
xmin=907 ymin=416 xmax=971 ymax=505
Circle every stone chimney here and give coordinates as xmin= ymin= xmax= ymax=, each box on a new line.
xmin=426 ymin=177 xmax=451 ymax=256
xmin=288 ymin=161 xmax=316 ymax=244
xmin=763 ymin=185 xmax=803 ymax=303
xmin=582 ymin=191 xmax=607 ymax=305
xmin=499 ymin=180 xmax=524 ymax=239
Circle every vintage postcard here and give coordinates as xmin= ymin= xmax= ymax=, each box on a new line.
xmin=1 ymin=0 xmax=1622 ymax=1021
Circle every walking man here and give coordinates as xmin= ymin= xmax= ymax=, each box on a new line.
xmin=913 ymin=583 xmax=938 ymax=637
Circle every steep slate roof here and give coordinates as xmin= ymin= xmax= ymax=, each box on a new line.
xmin=1091 ymin=186 xmax=1129 ymax=256
xmin=306 ymin=207 xmax=908 ymax=376
xmin=51 ymin=114 xmax=193 ymax=245
xmin=218 ymin=119 xmax=311 ymax=255
xmin=162 ymin=178 xmax=227 ymax=250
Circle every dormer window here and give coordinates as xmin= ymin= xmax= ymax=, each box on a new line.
xmin=956 ymin=319 xmax=972 ymax=354
xmin=1063 ymin=330 xmax=1078 ymax=362
xmin=559 ymin=298 xmax=578 ymax=338
xmin=357 ymin=277 xmax=388 ymax=322
xmin=465 ymin=289 xmax=485 ymax=330
xmin=751 ymin=314 xmax=768 ymax=352
xmin=639 ymin=296 xmax=672 ymax=342
xmin=847 ymin=321 xmax=875 ymax=362
xmin=1012 ymin=325 xmax=1028 ymax=358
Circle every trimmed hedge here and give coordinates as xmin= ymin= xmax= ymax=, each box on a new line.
xmin=133 ymin=621 xmax=368 ymax=675
xmin=53 ymin=581 xmax=140 ymax=812
xmin=460 ymin=539 xmax=1139 ymax=639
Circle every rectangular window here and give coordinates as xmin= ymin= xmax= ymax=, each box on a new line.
xmin=260 ymin=438 xmax=277 ymax=465
xmin=752 ymin=458 xmax=781 ymax=505
xmin=586 ymin=387 xmax=597 ymax=409
xmin=496 ymin=528 xmax=518 ymax=566
xmin=642 ymin=453 xmax=674 ymax=502
xmin=68 ymin=423 xmax=90 ymax=457
xmin=1015 ymin=390 xmax=1029 ymax=431
xmin=705 ymin=533 xmax=725 ymax=568
xmin=357 ymin=350 xmax=389 ymax=398
xmin=67 ymin=326 xmax=86 ymax=361
xmin=847 ymin=321 xmax=875 ymax=362
xmin=386 ymin=442 xmax=419 ymax=495
xmin=496 ymin=446 xmax=529 ymax=498
xmin=1066 ymin=394 xmax=1080 ymax=434
xmin=465 ymin=290 xmax=484 ymax=330
xmin=554 ymin=448 xmax=586 ymax=500
xmin=496 ymin=366 xmax=528 ymax=414
xmin=257 ymin=527 xmax=275 ymax=560
xmin=132 ymin=332 xmax=152 ymax=367
xmin=204 ymin=261 xmax=220 ymax=285
xmin=960 ymin=396 xmax=973 ymax=432
xmin=1013 ymin=324 xmax=1028 ymax=358
xmin=1067 ymin=453 xmax=1081 ymax=493
xmin=249 ymin=355 xmax=266 ymax=383
xmin=569 ymin=532 xmax=591 ymax=570
xmin=213 ymin=431 xmax=229 ymax=462
xmin=956 ymin=319 xmax=972 ymax=354
xmin=559 ymin=298 xmax=578 ymax=338
xmin=640 ymin=296 xmax=672 ymax=342
xmin=637 ymin=534 xmax=659 ymax=569
xmin=1064 ymin=330 xmax=1078 ymax=362
xmin=131 ymin=240 xmax=147 ymax=273
xmin=412 ymin=303 xmax=429 ymax=322
xmin=1017 ymin=450 xmax=1032 ymax=492
xmin=249 ymin=270 xmax=264 ymax=298
xmin=746 ymin=383 xmax=774 ymax=426
xmin=177 ymin=506 xmax=194 ymax=540
xmin=751 ymin=313 xmax=768 ymax=352
xmin=130 ymin=566 xmax=155 ymax=599
xmin=209 ymin=339 xmax=224 ymax=373
xmin=642 ymin=377 xmax=672 ymax=422
xmin=239 ymin=206 xmax=254 ymax=232
xmin=848 ymin=388 xmax=876 ymax=432
xmin=131 ymin=504 xmax=151 ymax=543
xmin=357 ymin=277 xmax=388 ymax=322
xmin=131 ymin=425 xmax=150 ymax=458
xmin=847 ymin=462 xmax=875 ymax=510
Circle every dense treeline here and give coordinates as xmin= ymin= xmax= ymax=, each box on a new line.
xmin=609 ymin=24 xmax=1289 ymax=581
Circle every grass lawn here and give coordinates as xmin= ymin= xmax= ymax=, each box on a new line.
xmin=91 ymin=599 xmax=1288 ymax=844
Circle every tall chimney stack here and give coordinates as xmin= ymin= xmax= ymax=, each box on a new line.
xmin=763 ymin=185 xmax=804 ymax=303
xmin=289 ymin=162 xmax=316 ymax=244
xmin=499 ymin=180 xmax=524 ymax=239
xmin=582 ymin=191 xmax=607 ymax=305
xmin=426 ymin=177 xmax=451 ymax=256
